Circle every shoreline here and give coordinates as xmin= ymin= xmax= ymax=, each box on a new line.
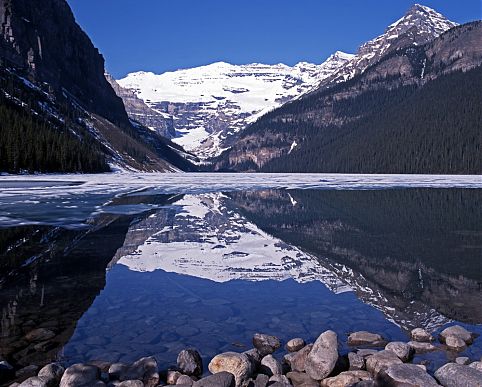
xmin=4 ymin=325 xmax=482 ymax=387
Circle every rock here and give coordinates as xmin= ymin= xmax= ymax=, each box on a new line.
xmin=177 ymin=349 xmax=203 ymax=377
xmin=286 ymin=339 xmax=305 ymax=353
xmin=208 ymin=352 xmax=252 ymax=387
xmin=407 ymin=341 xmax=438 ymax=354
xmin=16 ymin=365 xmax=40 ymax=379
xmin=349 ymin=382 xmax=376 ymax=387
xmin=10 ymin=383 xmax=20 ymax=387
xmin=469 ymin=362 xmax=482 ymax=372
xmin=166 ymin=370 xmax=183 ymax=385
xmin=193 ymin=372 xmax=235 ymax=387
xmin=176 ymin=375 xmax=193 ymax=386
xmin=252 ymin=373 xmax=269 ymax=387
xmin=252 ymin=334 xmax=281 ymax=356
xmin=0 ymin=360 xmax=15 ymax=383
xmin=377 ymin=363 xmax=439 ymax=386
xmin=60 ymin=363 xmax=101 ymax=387
xmin=321 ymin=371 xmax=371 ymax=387
xmin=119 ymin=357 xmax=159 ymax=387
xmin=109 ymin=364 xmax=128 ymax=381
xmin=348 ymin=331 xmax=385 ymax=347
xmin=440 ymin=325 xmax=474 ymax=344
xmin=410 ymin=328 xmax=433 ymax=342
xmin=455 ymin=357 xmax=471 ymax=365
xmin=24 ymin=328 xmax=56 ymax=343
xmin=356 ymin=349 xmax=378 ymax=358
xmin=259 ymin=355 xmax=282 ymax=376
xmin=18 ymin=377 xmax=48 ymax=387
xmin=268 ymin=374 xmax=290 ymax=385
xmin=365 ymin=350 xmax=403 ymax=377
xmin=348 ymin=352 xmax=365 ymax=370
xmin=289 ymin=344 xmax=313 ymax=372
xmin=88 ymin=361 xmax=112 ymax=373
xmin=385 ymin=342 xmax=413 ymax=362
xmin=244 ymin=349 xmax=262 ymax=370
xmin=445 ymin=336 xmax=467 ymax=352
xmin=286 ymin=371 xmax=318 ymax=387
xmin=435 ymin=363 xmax=482 ymax=387
xmin=38 ymin=363 xmax=65 ymax=387
xmin=117 ymin=381 xmax=144 ymax=387
xmin=305 ymin=330 xmax=338 ymax=380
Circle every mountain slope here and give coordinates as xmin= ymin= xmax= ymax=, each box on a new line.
xmin=116 ymin=52 xmax=354 ymax=159
xmin=214 ymin=13 xmax=481 ymax=173
xmin=0 ymin=0 xmax=196 ymax=173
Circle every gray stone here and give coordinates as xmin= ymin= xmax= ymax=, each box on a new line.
xmin=259 ymin=355 xmax=282 ymax=376
xmin=176 ymin=375 xmax=193 ymax=386
xmin=440 ymin=325 xmax=474 ymax=344
xmin=244 ymin=349 xmax=262 ymax=370
xmin=208 ymin=352 xmax=252 ymax=387
xmin=289 ymin=344 xmax=313 ymax=372
xmin=18 ymin=377 xmax=47 ymax=387
xmin=410 ymin=328 xmax=433 ymax=342
xmin=356 ymin=349 xmax=378 ymax=358
xmin=407 ymin=341 xmax=438 ymax=354
xmin=38 ymin=363 xmax=65 ymax=387
xmin=321 ymin=371 xmax=371 ymax=387
xmin=349 ymin=382 xmax=376 ymax=387
xmin=365 ymin=350 xmax=403 ymax=377
xmin=117 ymin=381 xmax=144 ymax=387
xmin=469 ymin=362 xmax=482 ymax=372
xmin=348 ymin=331 xmax=385 ymax=347
xmin=445 ymin=336 xmax=467 ymax=352
xmin=435 ymin=363 xmax=482 ymax=387
xmin=455 ymin=357 xmax=471 ymax=365
xmin=119 ymin=357 xmax=158 ymax=387
xmin=252 ymin=334 xmax=281 ymax=356
xmin=60 ymin=363 xmax=101 ymax=387
xmin=268 ymin=374 xmax=290 ymax=385
xmin=385 ymin=342 xmax=413 ymax=362
xmin=166 ymin=370 xmax=182 ymax=385
xmin=305 ymin=330 xmax=338 ymax=380
xmin=377 ymin=363 xmax=439 ymax=386
xmin=348 ymin=352 xmax=365 ymax=370
xmin=286 ymin=371 xmax=318 ymax=387
xmin=253 ymin=373 xmax=269 ymax=387
xmin=193 ymin=372 xmax=235 ymax=387
xmin=177 ymin=349 xmax=203 ymax=377
xmin=286 ymin=339 xmax=305 ymax=353
xmin=109 ymin=364 xmax=128 ymax=380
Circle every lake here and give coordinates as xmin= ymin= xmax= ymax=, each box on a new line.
xmin=0 ymin=173 xmax=481 ymax=374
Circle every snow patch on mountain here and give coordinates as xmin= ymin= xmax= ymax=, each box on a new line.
xmin=117 ymin=52 xmax=353 ymax=158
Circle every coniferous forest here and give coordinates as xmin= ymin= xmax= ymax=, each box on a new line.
xmin=261 ymin=66 xmax=482 ymax=174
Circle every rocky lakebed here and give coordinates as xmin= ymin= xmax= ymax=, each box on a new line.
xmin=2 ymin=325 xmax=482 ymax=387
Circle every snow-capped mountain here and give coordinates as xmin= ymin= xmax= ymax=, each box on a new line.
xmin=319 ymin=4 xmax=458 ymax=86
xmin=117 ymin=52 xmax=353 ymax=159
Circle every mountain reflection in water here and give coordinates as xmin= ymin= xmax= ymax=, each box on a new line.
xmin=0 ymin=187 xmax=481 ymax=370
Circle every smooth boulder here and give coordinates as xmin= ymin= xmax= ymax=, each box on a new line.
xmin=252 ymin=333 xmax=281 ymax=356
xmin=320 ymin=371 xmax=371 ymax=387
xmin=385 ymin=342 xmax=413 ymax=362
xmin=410 ymin=328 xmax=433 ymax=342
xmin=286 ymin=371 xmax=318 ymax=387
xmin=59 ymin=363 xmax=101 ymax=387
xmin=378 ymin=363 xmax=439 ymax=386
xmin=288 ymin=344 xmax=313 ymax=372
xmin=445 ymin=336 xmax=467 ymax=352
xmin=18 ymin=377 xmax=48 ymax=387
xmin=119 ymin=357 xmax=159 ymax=387
xmin=305 ymin=330 xmax=338 ymax=380
xmin=348 ymin=352 xmax=365 ymax=370
xmin=38 ymin=363 xmax=65 ymax=387
xmin=435 ymin=363 xmax=482 ymax=387
xmin=193 ymin=372 xmax=235 ymax=387
xmin=177 ymin=349 xmax=203 ymax=377
xmin=407 ymin=341 xmax=438 ymax=354
xmin=260 ymin=354 xmax=282 ymax=376
xmin=208 ymin=352 xmax=252 ymax=387
xmin=348 ymin=332 xmax=385 ymax=347
xmin=439 ymin=325 xmax=474 ymax=344
xmin=366 ymin=350 xmax=403 ymax=376
xmin=286 ymin=338 xmax=305 ymax=353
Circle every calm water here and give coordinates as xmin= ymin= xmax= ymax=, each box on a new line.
xmin=0 ymin=174 xmax=481 ymax=374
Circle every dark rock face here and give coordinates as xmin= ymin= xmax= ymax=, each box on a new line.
xmin=0 ymin=0 xmax=129 ymax=127
xmin=177 ymin=349 xmax=203 ymax=377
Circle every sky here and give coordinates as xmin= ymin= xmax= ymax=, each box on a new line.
xmin=66 ymin=0 xmax=481 ymax=79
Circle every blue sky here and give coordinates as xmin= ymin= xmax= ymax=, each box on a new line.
xmin=66 ymin=0 xmax=481 ymax=78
